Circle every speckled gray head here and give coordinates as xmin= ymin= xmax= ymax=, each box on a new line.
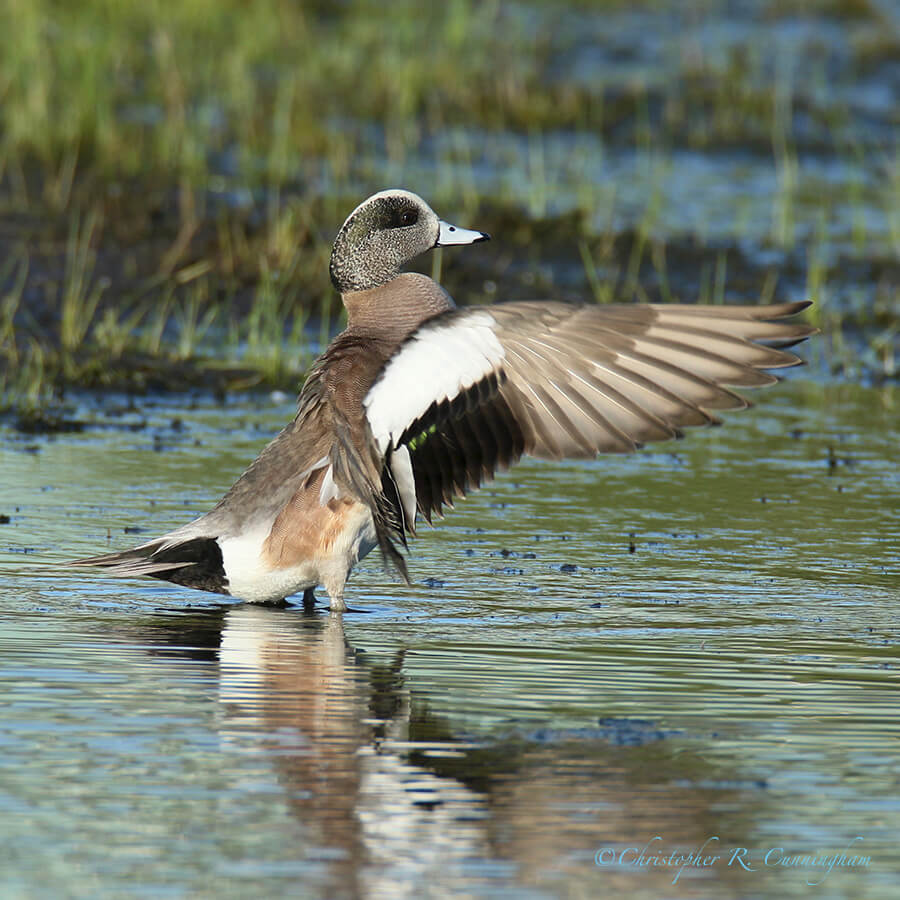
xmin=329 ymin=189 xmax=489 ymax=293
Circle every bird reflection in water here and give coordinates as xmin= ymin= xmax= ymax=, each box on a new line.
xmin=218 ymin=607 xmax=491 ymax=896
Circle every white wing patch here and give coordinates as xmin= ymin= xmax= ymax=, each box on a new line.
xmin=364 ymin=312 xmax=505 ymax=453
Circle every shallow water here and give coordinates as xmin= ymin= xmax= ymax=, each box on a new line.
xmin=1 ymin=378 xmax=897 ymax=898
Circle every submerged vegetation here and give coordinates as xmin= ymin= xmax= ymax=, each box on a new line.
xmin=0 ymin=0 xmax=897 ymax=413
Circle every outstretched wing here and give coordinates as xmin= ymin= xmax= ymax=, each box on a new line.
xmin=364 ymin=300 xmax=815 ymax=527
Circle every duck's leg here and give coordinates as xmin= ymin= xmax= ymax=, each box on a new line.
xmin=302 ymin=587 xmax=317 ymax=611
xmin=324 ymin=571 xmax=348 ymax=613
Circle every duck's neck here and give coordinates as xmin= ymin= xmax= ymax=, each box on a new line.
xmin=341 ymin=272 xmax=456 ymax=339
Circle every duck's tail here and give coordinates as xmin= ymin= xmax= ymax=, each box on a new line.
xmin=69 ymin=537 xmax=230 ymax=594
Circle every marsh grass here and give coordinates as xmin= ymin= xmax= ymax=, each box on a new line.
xmin=59 ymin=209 xmax=108 ymax=367
xmin=0 ymin=254 xmax=26 ymax=356
xmin=0 ymin=0 xmax=896 ymax=413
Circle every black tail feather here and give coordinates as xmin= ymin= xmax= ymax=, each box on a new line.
xmin=70 ymin=538 xmax=229 ymax=595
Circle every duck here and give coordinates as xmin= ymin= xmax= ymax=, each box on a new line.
xmin=71 ymin=189 xmax=816 ymax=612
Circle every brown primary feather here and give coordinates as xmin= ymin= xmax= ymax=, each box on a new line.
xmin=490 ymin=300 xmax=812 ymax=460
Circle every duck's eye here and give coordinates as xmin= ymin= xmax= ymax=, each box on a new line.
xmin=398 ymin=209 xmax=418 ymax=227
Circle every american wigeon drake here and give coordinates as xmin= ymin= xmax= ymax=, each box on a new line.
xmin=72 ymin=189 xmax=815 ymax=612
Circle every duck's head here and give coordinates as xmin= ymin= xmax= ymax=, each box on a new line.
xmin=329 ymin=189 xmax=489 ymax=293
